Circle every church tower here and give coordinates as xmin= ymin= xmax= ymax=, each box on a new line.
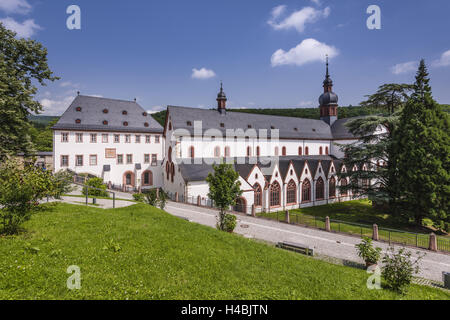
xmin=319 ymin=56 xmax=338 ymax=125
xmin=217 ymin=82 xmax=227 ymax=114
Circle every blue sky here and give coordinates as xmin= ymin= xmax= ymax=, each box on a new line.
xmin=1 ymin=0 xmax=449 ymax=115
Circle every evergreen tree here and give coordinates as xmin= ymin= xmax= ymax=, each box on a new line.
xmin=360 ymin=83 xmax=414 ymax=114
xmin=392 ymin=60 xmax=450 ymax=230
xmin=0 ymin=23 xmax=58 ymax=160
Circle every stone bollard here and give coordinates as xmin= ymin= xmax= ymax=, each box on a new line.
xmin=197 ymin=196 xmax=201 ymax=206
xmin=175 ymin=192 xmax=179 ymax=202
xmin=325 ymin=216 xmax=331 ymax=232
xmin=251 ymin=205 xmax=256 ymax=217
xmin=285 ymin=210 xmax=290 ymax=224
xmin=429 ymin=233 xmax=438 ymax=252
xmin=372 ymin=224 xmax=379 ymax=241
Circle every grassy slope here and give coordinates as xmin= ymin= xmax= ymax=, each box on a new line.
xmin=0 ymin=203 xmax=448 ymax=300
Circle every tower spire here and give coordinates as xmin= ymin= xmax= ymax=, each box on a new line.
xmin=323 ymin=55 xmax=333 ymax=92
xmin=217 ymin=81 xmax=227 ymax=113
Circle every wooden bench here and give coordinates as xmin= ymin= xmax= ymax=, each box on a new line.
xmin=276 ymin=241 xmax=314 ymax=256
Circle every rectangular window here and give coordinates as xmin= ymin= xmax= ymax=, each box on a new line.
xmin=102 ymin=134 xmax=108 ymax=143
xmin=89 ymin=155 xmax=97 ymax=166
xmin=145 ymin=135 xmax=151 ymax=144
xmin=75 ymin=155 xmax=83 ymax=166
xmin=61 ymin=155 xmax=69 ymax=167
xmin=126 ymin=154 xmax=133 ymax=164
xmin=76 ymin=133 xmax=83 ymax=143
xmin=61 ymin=133 xmax=69 ymax=143
xmin=125 ymin=135 xmax=131 ymax=143
xmin=144 ymin=154 xmax=150 ymax=164
xmin=114 ymin=134 xmax=120 ymax=143
xmin=155 ymin=135 xmax=160 ymax=143
xmin=90 ymin=134 xmax=97 ymax=143
xmin=151 ymin=154 xmax=157 ymax=166
xmin=135 ymin=135 xmax=141 ymax=143
xmin=117 ymin=154 xmax=123 ymax=165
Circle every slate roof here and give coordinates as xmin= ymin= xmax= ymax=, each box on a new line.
xmin=178 ymin=155 xmax=339 ymax=182
xmin=52 ymin=95 xmax=163 ymax=133
xmin=168 ymin=106 xmax=336 ymax=140
xmin=331 ymin=118 xmax=362 ymax=139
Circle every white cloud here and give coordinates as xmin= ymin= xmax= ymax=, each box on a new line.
xmin=0 ymin=17 xmax=41 ymax=38
xmin=146 ymin=106 xmax=164 ymax=114
xmin=391 ymin=61 xmax=418 ymax=75
xmin=60 ymin=81 xmax=80 ymax=88
xmin=191 ymin=68 xmax=216 ymax=80
xmin=432 ymin=50 xmax=450 ymax=67
xmin=268 ymin=6 xmax=330 ymax=33
xmin=40 ymin=96 xmax=75 ymax=116
xmin=298 ymin=101 xmax=313 ymax=107
xmin=271 ymin=38 xmax=338 ymax=67
xmin=311 ymin=0 xmax=321 ymax=6
xmin=0 ymin=0 xmax=31 ymax=14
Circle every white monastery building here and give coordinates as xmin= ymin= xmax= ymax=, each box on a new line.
xmin=53 ymin=61 xmax=381 ymax=213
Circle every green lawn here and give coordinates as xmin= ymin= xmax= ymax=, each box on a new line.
xmin=0 ymin=203 xmax=448 ymax=300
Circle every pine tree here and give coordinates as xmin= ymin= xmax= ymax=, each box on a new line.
xmin=392 ymin=60 xmax=450 ymax=230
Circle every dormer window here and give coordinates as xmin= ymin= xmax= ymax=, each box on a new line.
xmin=143 ymin=112 xmax=148 ymax=116
xmin=75 ymin=119 xmax=81 ymax=124
xmin=312 ymin=128 xmax=316 ymax=132
xmin=122 ymin=110 xmax=128 ymax=115
xmin=294 ymin=128 xmax=298 ymax=131
xmin=248 ymin=124 xmax=252 ymax=129
xmin=144 ymin=122 xmax=149 ymax=127
xmin=103 ymin=120 xmax=108 ymax=125
xmin=220 ymin=123 xmax=225 ymax=128
xmin=271 ymin=126 xmax=275 ymax=129
xmin=103 ymin=109 xmax=108 ymax=114
xmin=76 ymin=107 xmax=82 ymax=112
xmin=123 ymin=121 xmax=129 ymax=127
xmin=186 ymin=121 xmax=192 ymax=126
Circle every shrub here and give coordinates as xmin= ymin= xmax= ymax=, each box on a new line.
xmin=355 ymin=237 xmax=382 ymax=266
xmin=144 ymin=188 xmax=167 ymax=210
xmin=144 ymin=189 xmax=158 ymax=206
xmin=51 ymin=170 xmax=74 ymax=199
xmin=81 ymin=177 xmax=109 ymax=197
xmin=0 ymin=159 xmax=54 ymax=234
xmin=381 ymin=247 xmax=424 ymax=293
xmin=219 ymin=214 xmax=237 ymax=233
xmin=133 ymin=193 xmax=145 ymax=202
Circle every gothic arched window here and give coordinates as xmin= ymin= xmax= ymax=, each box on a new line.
xmin=287 ymin=180 xmax=297 ymax=204
xmin=270 ymin=181 xmax=281 ymax=207
xmin=302 ymin=179 xmax=311 ymax=202
xmin=316 ymin=177 xmax=325 ymax=200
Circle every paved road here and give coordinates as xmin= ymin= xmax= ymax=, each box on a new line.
xmin=164 ymin=201 xmax=450 ymax=283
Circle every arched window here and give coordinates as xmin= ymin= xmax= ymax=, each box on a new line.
xmin=316 ymin=177 xmax=324 ymax=200
xmin=165 ymin=162 xmax=170 ymax=180
xmin=319 ymin=147 xmax=323 ymax=155
xmin=214 ymin=146 xmax=221 ymax=157
xmin=254 ymin=183 xmax=262 ymax=207
xmin=247 ymin=146 xmax=251 ymax=157
xmin=189 ymin=146 xmax=195 ymax=158
xmin=168 ymin=147 xmax=172 ymax=162
xmin=224 ymin=146 xmax=230 ymax=157
xmin=282 ymin=147 xmax=287 ymax=156
xmin=270 ymin=181 xmax=281 ymax=207
xmin=274 ymin=147 xmax=279 ymax=156
xmin=329 ymin=176 xmax=336 ymax=198
xmin=171 ymin=163 xmax=175 ymax=182
xmin=286 ymin=180 xmax=297 ymax=204
xmin=325 ymin=147 xmax=329 ymax=155
xmin=340 ymin=178 xmax=348 ymax=196
xmin=302 ymin=179 xmax=311 ymax=202
xmin=256 ymin=146 xmax=260 ymax=157
xmin=298 ymin=147 xmax=302 ymax=156
xmin=305 ymin=146 xmax=309 ymax=155
xmin=126 ymin=173 xmax=132 ymax=185
xmin=142 ymin=170 xmax=153 ymax=186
